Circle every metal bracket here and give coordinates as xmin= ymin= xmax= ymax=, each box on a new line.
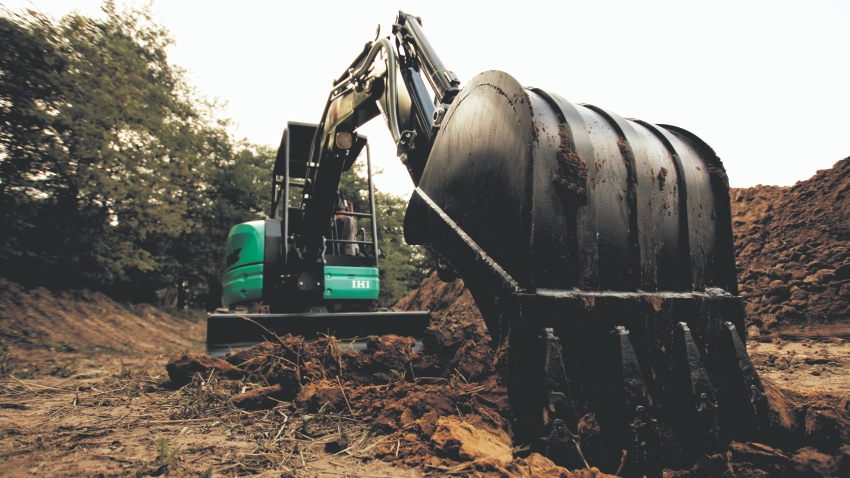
xmin=723 ymin=322 xmax=769 ymax=430
xmin=397 ymin=130 xmax=417 ymax=156
xmin=613 ymin=326 xmax=660 ymax=477
xmin=432 ymin=104 xmax=448 ymax=128
xmin=672 ymin=322 xmax=720 ymax=450
xmin=542 ymin=328 xmax=578 ymax=426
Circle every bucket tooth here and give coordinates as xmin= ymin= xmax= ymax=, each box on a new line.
xmin=537 ymin=418 xmax=583 ymax=466
xmin=535 ymin=328 xmax=584 ymax=468
xmin=672 ymin=322 xmax=720 ymax=451
xmin=722 ymin=322 xmax=769 ymax=432
xmin=612 ymin=326 xmax=660 ymax=478
xmin=542 ymin=328 xmax=578 ymax=427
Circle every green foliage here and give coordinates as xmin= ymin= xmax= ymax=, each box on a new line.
xmin=374 ymin=190 xmax=432 ymax=307
xmin=0 ymin=4 xmax=271 ymax=305
xmin=168 ymin=138 xmax=273 ymax=308
xmin=0 ymin=3 xmax=427 ymax=309
xmin=155 ymin=436 xmax=179 ymax=466
xmin=1 ymin=3 xmax=199 ymax=289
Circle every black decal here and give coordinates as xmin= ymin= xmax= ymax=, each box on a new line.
xmin=225 ymin=248 xmax=242 ymax=268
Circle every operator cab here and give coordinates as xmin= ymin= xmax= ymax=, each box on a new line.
xmin=221 ymin=122 xmax=381 ymax=314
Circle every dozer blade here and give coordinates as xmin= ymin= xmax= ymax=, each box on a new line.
xmin=206 ymin=311 xmax=431 ymax=357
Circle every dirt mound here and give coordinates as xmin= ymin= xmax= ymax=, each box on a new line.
xmin=732 ymin=157 xmax=850 ymax=337
xmin=0 ymin=278 xmax=204 ymax=354
xmin=393 ymin=272 xmax=497 ymax=385
xmin=164 ymin=333 xmax=850 ymax=476
xmin=395 ymin=272 xmax=488 ymax=354
xmin=166 ymin=334 xmax=519 ymax=471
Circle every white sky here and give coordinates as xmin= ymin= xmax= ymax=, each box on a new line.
xmin=6 ymin=0 xmax=850 ymax=197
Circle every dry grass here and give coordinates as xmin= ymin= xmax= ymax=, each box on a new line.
xmin=0 ymin=352 xmax=422 ymax=477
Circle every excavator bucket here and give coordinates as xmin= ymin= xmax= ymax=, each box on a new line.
xmin=404 ymin=70 xmax=767 ymax=475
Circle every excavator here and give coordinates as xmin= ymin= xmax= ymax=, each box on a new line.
xmin=206 ymin=122 xmax=431 ymax=356
xmin=208 ymin=12 xmax=769 ymax=475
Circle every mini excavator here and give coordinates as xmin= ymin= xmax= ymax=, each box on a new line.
xmin=208 ymin=12 xmax=770 ymax=475
xmin=206 ymin=122 xmax=431 ymax=356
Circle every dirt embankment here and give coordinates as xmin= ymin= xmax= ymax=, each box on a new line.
xmin=732 ymin=157 xmax=850 ymax=338
xmin=0 ymin=278 xmax=205 ymax=356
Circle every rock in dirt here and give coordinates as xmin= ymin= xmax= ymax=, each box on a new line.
xmin=166 ymin=352 xmax=245 ymax=387
xmin=296 ymin=380 xmax=347 ymax=412
xmin=231 ymin=383 xmax=292 ymax=410
xmin=431 ymin=415 xmax=513 ymax=464
xmin=324 ymin=434 xmax=349 ymax=453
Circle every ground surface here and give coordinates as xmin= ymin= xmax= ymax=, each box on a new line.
xmin=0 ymin=351 xmax=424 ymax=477
xmin=2 ymin=159 xmax=850 ymax=477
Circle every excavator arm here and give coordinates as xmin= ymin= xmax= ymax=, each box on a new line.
xmin=297 ymin=12 xmax=458 ymax=261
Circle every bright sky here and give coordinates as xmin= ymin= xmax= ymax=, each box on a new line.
xmin=6 ymin=0 xmax=850 ymax=197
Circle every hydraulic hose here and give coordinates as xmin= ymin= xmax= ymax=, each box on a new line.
xmin=340 ymin=38 xmax=402 ymax=145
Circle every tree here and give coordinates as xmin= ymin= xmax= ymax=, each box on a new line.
xmin=0 ymin=10 xmax=69 ymax=271
xmin=171 ymin=134 xmax=274 ymax=309
xmin=374 ymin=190 xmax=432 ymax=307
xmin=0 ymin=4 xmax=428 ymax=309
xmin=0 ymin=4 xmax=204 ymax=295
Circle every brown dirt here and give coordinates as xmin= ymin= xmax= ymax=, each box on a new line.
xmin=732 ymin=157 xmax=850 ymax=338
xmin=395 ymin=272 xmax=488 ymax=350
xmin=553 ymin=122 xmax=588 ymax=207
xmin=0 ymin=278 xmax=205 ymax=354
xmin=0 ymin=351 xmax=424 ymax=477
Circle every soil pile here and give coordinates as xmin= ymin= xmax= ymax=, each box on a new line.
xmin=395 ymin=272 xmax=488 ymax=354
xmin=165 ymin=335 xmax=585 ymax=474
xmin=732 ymin=157 xmax=850 ymax=337
xmin=0 ymin=278 xmax=204 ymax=354
xmin=164 ymin=333 xmax=850 ymax=476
